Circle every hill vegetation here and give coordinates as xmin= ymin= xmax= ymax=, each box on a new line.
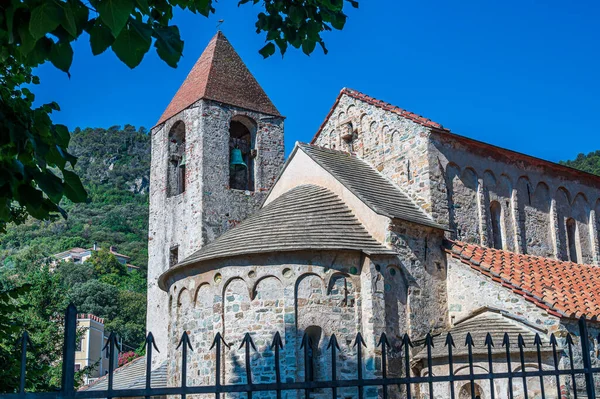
xmin=0 ymin=126 xmax=150 ymax=392
xmin=560 ymin=150 xmax=600 ymax=176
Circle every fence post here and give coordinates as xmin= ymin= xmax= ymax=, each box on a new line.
xmin=61 ymin=304 xmax=77 ymax=398
xmin=579 ymin=316 xmax=596 ymax=399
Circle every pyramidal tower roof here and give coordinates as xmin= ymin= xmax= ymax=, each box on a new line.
xmin=156 ymin=31 xmax=281 ymax=125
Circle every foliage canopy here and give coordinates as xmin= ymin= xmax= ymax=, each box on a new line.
xmin=0 ymin=0 xmax=358 ymax=229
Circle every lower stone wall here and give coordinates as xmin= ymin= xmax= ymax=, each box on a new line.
xmin=447 ymin=255 xmax=600 ymax=398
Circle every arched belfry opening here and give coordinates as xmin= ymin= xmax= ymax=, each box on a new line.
xmin=229 ymin=116 xmax=256 ymax=191
xmin=167 ymin=121 xmax=186 ymax=197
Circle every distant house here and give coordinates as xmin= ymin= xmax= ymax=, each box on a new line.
xmin=51 ymin=245 xmax=139 ymax=272
xmin=75 ymin=314 xmax=118 ymax=386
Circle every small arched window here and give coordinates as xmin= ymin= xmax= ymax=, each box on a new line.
xmin=490 ymin=201 xmax=503 ymax=250
xmin=567 ymin=218 xmax=579 ymax=263
xmin=167 ymin=121 xmax=186 ymax=197
xmin=229 ymin=116 xmax=256 ymax=191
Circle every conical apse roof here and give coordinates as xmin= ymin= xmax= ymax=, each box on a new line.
xmin=156 ymin=31 xmax=281 ymax=125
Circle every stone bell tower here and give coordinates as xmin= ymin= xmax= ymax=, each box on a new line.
xmin=147 ymin=32 xmax=285 ymax=364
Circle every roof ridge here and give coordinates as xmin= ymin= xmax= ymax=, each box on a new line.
xmin=298 ymin=143 xmax=447 ymax=231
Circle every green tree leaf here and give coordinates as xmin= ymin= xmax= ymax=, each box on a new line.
xmin=259 ymin=42 xmax=276 ymax=58
xmin=152 ymin=25 xmax=184 ymax=68
xmin=89 ymin=22 xmax=115 ymax=55
xmin=29 ymin=2 xmax=63 ymax=40
xmin=111 ymin=21 xmax=152 ymax=68
xmin=49 ymin=42 xmax=73 ymax=73
xmin=62 ymin=2 xmax=78 ymax=37
xmin=98 ymin=0 xmax=134 ymax=37
xmin=63 ymin=170 xmax=87 ymax=203
xmin=111 ymin=20 xmax=152 ymax=69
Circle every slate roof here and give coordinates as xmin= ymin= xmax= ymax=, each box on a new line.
xmin=446 ymin=240 xmax=600 ymax=319
xmin=156 ymin=31 xmax=280 ymax=126
xmin=80 ymin=357 xmax=167 ymax=392
xmin=298 ymin=143 xmax=447 ymax=230
xmin=175 ymin=184 xmax=396 ymax=267
xmin=414 ymin=309 xmax=551 ymax=361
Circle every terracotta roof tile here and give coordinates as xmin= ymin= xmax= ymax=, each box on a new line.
xmin=156 ymin=32 xmax=280 ymax=126
xmin=445 ymin=240 xmax=600 ymax=320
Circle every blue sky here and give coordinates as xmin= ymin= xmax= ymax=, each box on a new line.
xmin=34 ymin=0 xmax=599 ymax=162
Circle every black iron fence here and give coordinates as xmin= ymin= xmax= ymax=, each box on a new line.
xmin=2 ymin=304 xmax=600 ymax=399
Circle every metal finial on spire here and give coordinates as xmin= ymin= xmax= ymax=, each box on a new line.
xmin=217 ymin=19 xmax=224 ymax=29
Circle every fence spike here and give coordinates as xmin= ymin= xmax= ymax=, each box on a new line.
xmin=271 ymin=332 xmax=284 ymax=399
xmin=353 ymin=331 xmax=367 ymax=348
xmin=425 ymin=333 xmax=435 ymax=399
xmin=240 ymin=332 xmax=256 ymax=399
xmin=328 ymin=333 xmax=341 ymax=351
xmin=211 ymin=332 xmax=229 ymax=399
xmin=517 ymin=334 xmax=529 ymax=399
xmin=176 ymin=331 xmax=193 ymax=352
xmin=328 ymin=334 xmax=340 ymax=399
xmin=503 ymin=333 xmax=514 ymax=399
xmin=301 ymin=332 xmax=314 ymax=399
xmin=377 ymin=333 xmax=389 ymax=399
xmin=144 ymin=332 xmax=158 ymax=399
xmin=145 ymin=331 xmax=160 ymax=353
xmin=445 ymin=332 xmax=455 ymax=348
xmin=271 ymin=331 xmax=284 ymax=350
xmin=355 ymin=332 xmax=365 ymax=399
xmin=485 ymin=332 xmax=494 ymax=348
xmin=18 ymin=331 xmax=32 ymax=395
xmin=104 ymin=331 xmax=119 ymax=396
xmin=446 ymin=333 xmax=456 ymax=399
xmin=485 ymin=332 xmax=496 ymax=399
xmin=465 ymin=332 xmax=476 ymax=399
xmin=61 ymin=304 xmax=77 ymax=398
xmin=465 ymin=332 xmax=475 ymax=347
xmin=177 ymin=331 xmax=192 ymax=399
xmin=550 ymin=333 xmax=561 ymax=399
xmin=402 ymin=333 xmax=413 ymax=399
xmin=533 ymin=333 xmax=546 ymax=399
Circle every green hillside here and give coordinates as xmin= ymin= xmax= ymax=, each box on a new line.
xmin=560 ymin=150 xmax=600 ymax=176
xmin=0 ymin=125 xmax=151 ymax=363
xmin=0 ymin=125 xmax=150 ymax=269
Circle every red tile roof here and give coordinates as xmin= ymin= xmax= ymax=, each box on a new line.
xmin=311 ymin=87 xmax=448 ymax=143
xmin=156 ymin=31 xmax=281 ymax=126
xmin=445 ymin=240 xmax=600 ymax=320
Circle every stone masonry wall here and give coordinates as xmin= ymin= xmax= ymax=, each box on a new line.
xmin=148 ymin=99 xmax=285 ymax=365
xmin=148 ymin=105 xmax=205 ymax=365
xmin=429 ymin=133 xmax=600 ymax=265
xmin=200 ymin=100 xmax=285 ymax=245
xmin=162 ymin=247 xmax=447 ymax=399
xmin=313 ymin=94 xmax=434 ymax=213
xmin=448 ymin=256 xmax=600 ymax=397
xmin=387 ymin=222 xmax=449 ymax=338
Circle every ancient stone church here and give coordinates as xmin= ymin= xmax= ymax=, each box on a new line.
xmin=147 ymin=32 xmax=600 ymax=398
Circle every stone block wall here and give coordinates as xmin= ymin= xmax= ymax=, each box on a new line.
xmin=448 ymin=256 xmax=600 ymax=397
xmin=162 ymin=248 xmax=438 ymax=399
xmin=148 ymin=99 xmax=285 ymax=365
xmin=200 ymin=100 xmax=285 ymax=244
xmin=429 ymin=132 xmax=600 ymax=265
xmin=313 ymin=94 xmax=434 ymax=213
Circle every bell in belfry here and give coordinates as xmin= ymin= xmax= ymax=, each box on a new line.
xmin=179 ymin=154 xmax=186 ymax=168
xmin=230 ymin=147 xmax=247 ymax=170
